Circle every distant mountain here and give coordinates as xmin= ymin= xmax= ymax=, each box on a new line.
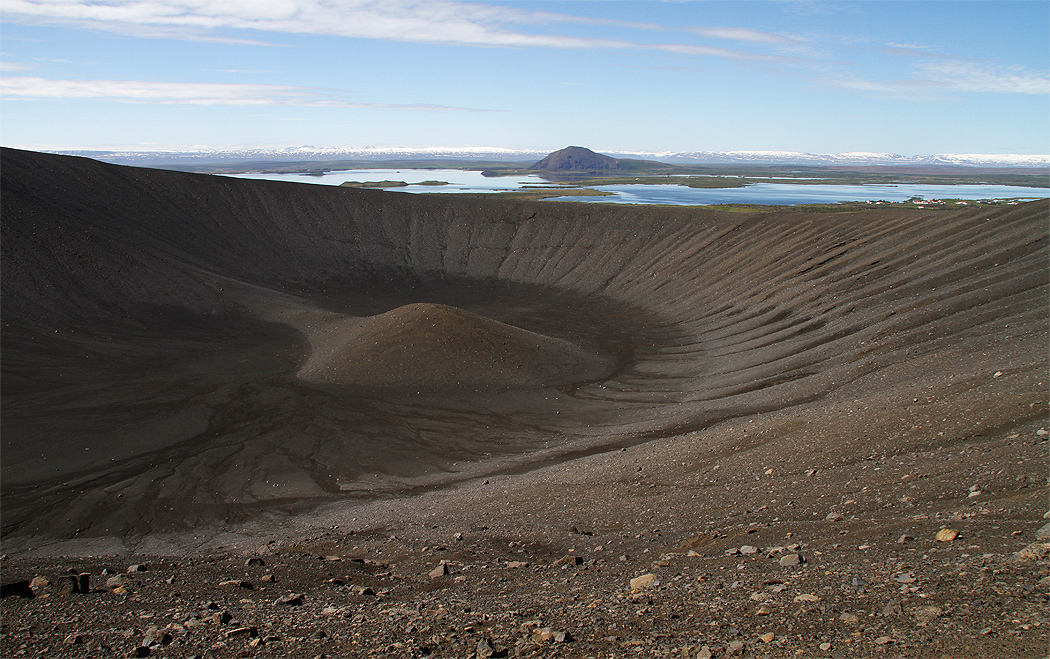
xmin=531 ymin=146 xmax=618 ymax=171
xmin=48 ymin=145 xmax=1049 ymax=169
xmin=55 ymin=146 xmax=549 ymax=166
xmin=659 ymin=150 xmax=1050 ymax=169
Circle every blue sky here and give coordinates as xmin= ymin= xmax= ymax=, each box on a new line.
xmin=1 ymin=1 xmax=1047 ymax=155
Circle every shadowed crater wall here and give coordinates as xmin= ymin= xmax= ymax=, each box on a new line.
xmin=2 ymin=148 xmax=1046 ymax=544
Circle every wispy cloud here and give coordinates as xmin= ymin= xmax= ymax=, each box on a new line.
xmin=827 ymin=60 xmax=1050 ymax=98
xmin=831 ymin=58 xmax=1045 ymax=97
xmin=3 ymin=0 xmax=628 ymax=48
xmin=879 ymin=43 xmax=972 ymax=61
xmin=651 ymin=43 xmax=802 ymax=63
xmin=0 ymin=76 xmax=492 ymax=110
xmin=916 ymin=61 xmax=1050 ymax=95
xmin=687 ymin=27 xmax=801 ymax=46
xmin=2 ymin=0 xmax=798 ymax=63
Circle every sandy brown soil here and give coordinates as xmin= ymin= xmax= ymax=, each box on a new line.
xmin=1 ymin=149 xmax=1047 ymax=657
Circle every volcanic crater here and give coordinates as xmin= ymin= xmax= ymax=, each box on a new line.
xmin=1 ymin=147 xmax=1046 ymax=552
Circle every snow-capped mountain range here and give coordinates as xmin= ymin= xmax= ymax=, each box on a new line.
xmin=52 ymin=146 xmax=1050 ymax=169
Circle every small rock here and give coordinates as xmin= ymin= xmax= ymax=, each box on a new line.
xmin=758 ymin=632 xmax=774 ymax=643
xmin=935 ymin=528 xmax=958 ymax=542
xmin=226 ymin=627 xmax=258 ymax=638
xmin=533 ymin=627 xmax=570 ymax=643
xmin=630 ymin=573 xmax=659 ymax=590
xmin=310 ymin=630 xmax=327 ymax=640
xmin=825 ymin=512 xmax=843 ymax=522
xmin=819 ymin=642 xmax=832 ymax=651
xmin=553 ymin=555 xmax=583 ymax=567
xmin=354 ymin=586 xmax=375 ymax=596
xmin=804 ymin=469 xmax=817 ymax=477
xmin=897 ymin=534 xmax=912 ymax=544
xmin=793 ymin=593 xmax=819 ymax=602
xmin=696 ymin=646 xmax=713 ymax=659
xmin=913 ymin=605 xmax=942 ymax=626
xmin=29 ymin=576 xmax=50 ymax=595
xmin=142 ymin=627 xmax=171 ymax=647
xmin=881 ymin=601 xmax=903 ymax=616
xmin=739 ymin=545 xmax=758 ymax=555
xmin=429 ymin=564 xmax=449 ymax=579
xmin=274 ymin=593 xmax=304 ymax=606
xmin=454 ymin=532 xmax=463 ymax=542
xmin=245 ymin=558 xmax=265 ymax=567
xmin=875 ymin=636 xmax=893 ymax=645
xmin=127 ymin=564 xmax=148 ymax=573
xmin=779 ymin=553 xmax=802 ymax=567
xmin=727 ymin=640 xmax=744 ymax=653
xmin=63 ymin=634 xmax=84 ymax=645
xmin=261 ymin=573 xmax=276 ymax=582
xmin=219 ymin=579 xmax=253 ymax=589
xmin=55 ymin=574 xmax=78 ymax=596
xmin=838 ymin=613 xmax=859 ymax=624
xmin=725 ymin=548 xmax=740 ymax=556
xmin=476 ymin=637 xmax=496 ymax=658
xmin=894 ymin=572 xmax=916 ymax=583
xmin=505 ymin=561 xmax=529 ymax=568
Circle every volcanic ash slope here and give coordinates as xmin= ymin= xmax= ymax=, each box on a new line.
xmin=0 ymin=147 xmax=1046 ymax=550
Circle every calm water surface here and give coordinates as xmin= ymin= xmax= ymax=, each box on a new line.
xmin=229 ymin=169 xmax=546 ymax=192
xmin=548 ymin=182 xmax=1050 ymax=205
xmin=229 ymin=170 xmax=1049 ymax=206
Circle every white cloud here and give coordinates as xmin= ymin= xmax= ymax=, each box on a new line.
xmin=2 ymin=0 xmax=793 ymax=62
xmin=916 ymin=61 xmax=1050 ymax=95
xmin=827 ymin=61 xmax=1049 ymax=98
xmin=688 ymin=27 xmax=800 ymax=46
xmin=652 ymin=43 xmax=793 ymax=63
xmin=2 ymin=0 xmax=623 ymax=48
xmin=0 ymin=76 xmax=490 ymax=109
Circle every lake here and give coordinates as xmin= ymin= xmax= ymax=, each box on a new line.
xmin=229 ymin=169 xmax=545 ymax=192
xmin=229 ymin=170 xmax=1049 ymax=206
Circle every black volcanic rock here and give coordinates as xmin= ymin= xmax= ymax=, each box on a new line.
xmin=531 ymin=146 xmax=618 ymax=171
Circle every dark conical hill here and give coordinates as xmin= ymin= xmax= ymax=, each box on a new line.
xmin=531 ymin=146 xmax=618 ymax=171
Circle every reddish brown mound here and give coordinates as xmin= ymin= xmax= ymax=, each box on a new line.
xmin=296 ymin=303 xmax=615 ymax=389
